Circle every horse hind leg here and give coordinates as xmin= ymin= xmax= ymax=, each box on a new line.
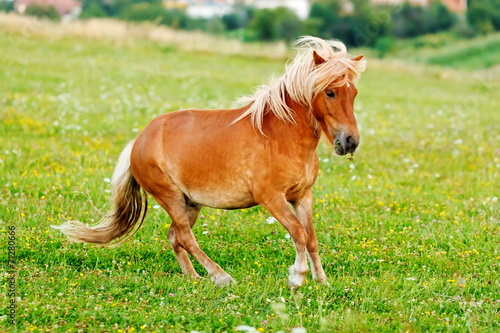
xmin=167 ymin=203 xmax=202 ymax=279
xmin=152 ymin=188 xmax=235 ymax=286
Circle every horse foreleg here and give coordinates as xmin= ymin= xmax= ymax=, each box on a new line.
xmin=260 ymin=195 xmax=309 ymax=288
xmin=293 ymin=191 xmax=327 ymax=284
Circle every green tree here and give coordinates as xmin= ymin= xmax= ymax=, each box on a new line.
xmin=25 ymin=4 xmax=60 ymax=20
xmin=221 ymin=4 xmax=251 ymax=31
xmin=467 ymin=0 xmax=497 ymax=34
xmin=308 ymin=0 xmax=341 ymax=39
xmin=248 ymin=8 xmax=275 ymax=41
xmin=392 ymin=3 xmax=427 ymax=38
xmin=247 ymin=7 xmax=302 ymax=42
xmin=425 ymin=1 xmax=457 ymax=33
xmin=273 ymin=7 xmax=302 ymax=42
xmin=0 ymin=0 xmax=14 ymax=12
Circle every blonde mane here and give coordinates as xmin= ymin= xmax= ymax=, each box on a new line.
xmin=234 ymin=36 xmax=366 ymax=133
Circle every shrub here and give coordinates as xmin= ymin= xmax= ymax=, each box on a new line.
xmin=120 ymin=3 xmax=166 ymax=22
xmin=25 ymin=4 xmax=60 ymax=21
xmin=374 ymin=36 xmax=395 ymax=58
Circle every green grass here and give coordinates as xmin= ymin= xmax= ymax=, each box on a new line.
xmin=389 ymin=32 xmax=500 ymax=70
xmin=1 ymin=29 xmax=499 ymax=332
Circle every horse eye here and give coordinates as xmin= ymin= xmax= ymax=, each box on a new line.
xmin=326 ymin=90 xmax=336 ymax=98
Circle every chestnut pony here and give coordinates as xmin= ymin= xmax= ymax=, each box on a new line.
xmin=54 ymin=36 xmax=366 ymax=287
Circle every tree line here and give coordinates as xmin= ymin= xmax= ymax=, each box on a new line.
xmin=2 ymin=0 xmax=500 ymax=46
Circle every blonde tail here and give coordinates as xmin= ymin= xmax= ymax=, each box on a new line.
xmin=52 ymin=140 xmax=148 ymax=245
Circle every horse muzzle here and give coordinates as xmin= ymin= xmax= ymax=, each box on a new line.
xmin=334 ymin=135 xmax=359 ymax=156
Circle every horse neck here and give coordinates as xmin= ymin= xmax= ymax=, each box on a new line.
xmin=267 ymin=94 xmax=321 ymax=149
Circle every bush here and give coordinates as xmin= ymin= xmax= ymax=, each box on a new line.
xmin=80 ymin=1 xmax=108 ymax=19
xmin=374 ymin=36 xmax=395 ymax=58
xmin=451 ymin=20 xmax=477 ymax=39
xmin=25 ymin=4 xmax=60 ymax=21
xmin=159 ymin=9 xmax=189 ymax=29
xmin=221 ymin=13 xmax=244 ymax=30
xmin=120 ymin=3 xmax=165 ymax=22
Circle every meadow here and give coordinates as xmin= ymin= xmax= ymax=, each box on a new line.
xmin=1 ymin=16 xmax=499 ymax=332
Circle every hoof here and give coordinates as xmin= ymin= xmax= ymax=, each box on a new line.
xmin=315 ymin=277 xmax=329 ymax=286
xmin=314 ymin=274 xmax=328 ymax=285
xmin=288 ymin=275 xmax=305 ymax=289
xmin=213 ymin=274 xmax=236 ymax=287
xmin=288 ymin=265 xmax=307 ymax=288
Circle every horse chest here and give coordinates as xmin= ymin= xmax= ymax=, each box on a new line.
xmin=285 ymin=156 xmax=319 ymax=195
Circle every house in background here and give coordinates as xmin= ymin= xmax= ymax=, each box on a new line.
xmin=164 ymin=0 xmax=311 ymax=19
xmin=440 ymin=0 xmax=467 ymax=13
xmin=14 ymin=0 xmax=82 ymax=21
xmin=244 ymin=0 xmax=311 ymax=20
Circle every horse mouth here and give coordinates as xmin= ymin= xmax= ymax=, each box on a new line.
xmin=334 ymin=140 xmax=347 ymax=155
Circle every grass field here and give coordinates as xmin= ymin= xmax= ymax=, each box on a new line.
xmin=1 ymin=17 xmax=500 ymax=332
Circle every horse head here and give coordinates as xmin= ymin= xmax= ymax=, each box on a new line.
xmin=310 ymin=51 xmax=364 ymax=156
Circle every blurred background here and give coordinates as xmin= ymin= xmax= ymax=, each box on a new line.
xmin=1 ymin=0 xmax=499 ymax=69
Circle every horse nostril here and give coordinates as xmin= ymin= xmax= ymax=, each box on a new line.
xmin=345 ymin=135 xmax=358 ymax=152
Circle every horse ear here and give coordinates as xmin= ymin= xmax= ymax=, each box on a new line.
xmin=313 ymin=51 xmax=326 ymax=65
xmin=351 ymin=55 xmax=364 ymax=61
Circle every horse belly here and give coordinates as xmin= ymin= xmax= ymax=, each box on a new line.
xmin=184 ymin=183 xmax=256 ymax=210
